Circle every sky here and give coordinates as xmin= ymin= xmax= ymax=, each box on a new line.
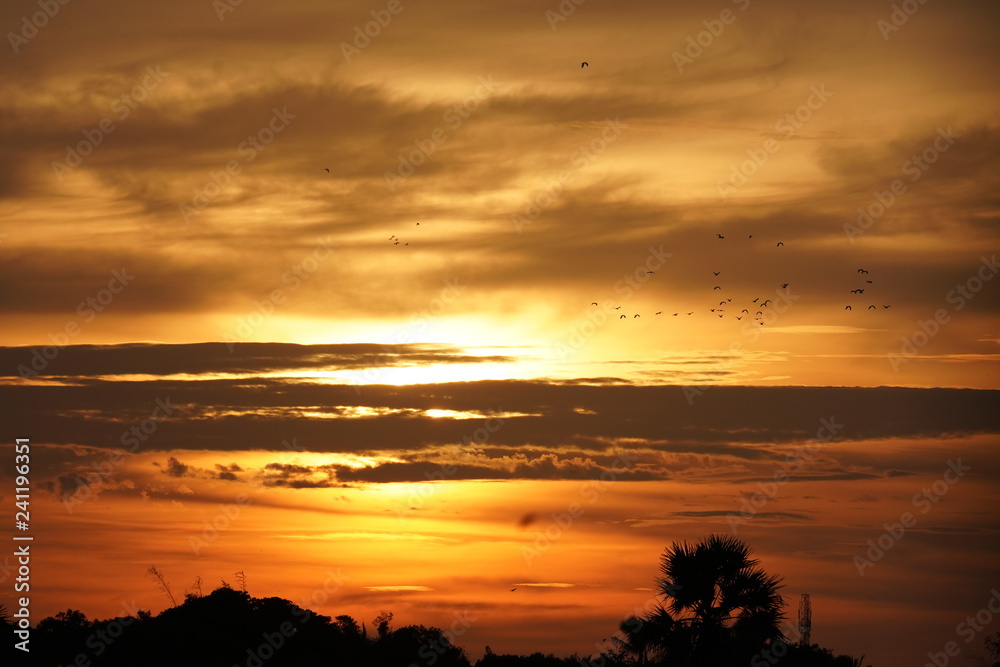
xmin=0 ymin=0 xmax=999 ymax=665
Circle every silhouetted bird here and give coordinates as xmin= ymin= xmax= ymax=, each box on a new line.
xmin=714 ymin=286 xmax=721 ymax=290
xmin=591 ymin=302 xmax=598 ymax=306
xmin=717 ymin=234 xmax=724 ymax=239
xmin=620 ymin=315 xmax=626 ymax=319
xmin=736 ymin=316 xmax=742 ymax=320
xmin=845 ymin=305 xmax=852 ymax=310
xmin=581 ymin=62 xmax=589 ymax=67
xmin=868 ymin=305 xmax=876 ymax=310
xmin=633 ymin=314 xmax=640 ymax=318
xmin=655 ymin=311 xmax=663 ymax=315
xmin=883 ymin=305 xmax=891 ymax=308
xmin=762 ymin=300 xmax=772 ymax=306
xmin=324 ymin=168 xmax=330 ymax=173
xmin=858 ymin=269 xmax=868 ymax=274
xmin=780 ymin=283 xmax=789 ymax=288
xmin=713 ymin=271 xmax=721 ymax=276
xmin=776 ymin=242 xmax=784 ymax=246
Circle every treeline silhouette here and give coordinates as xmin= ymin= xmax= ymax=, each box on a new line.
xmin=1 ymin=536 xmax=882 ymax=666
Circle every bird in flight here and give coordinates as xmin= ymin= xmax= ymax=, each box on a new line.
xmin=655 ymin=311 xmax=663 ymax=315
xmin=868 ymin=305 xmax=876 ymax=310
xmin=845 ymin=305 xmax=852 ymax=310
xmin=883 ymin=305 xmax=892 ymax=309
xmin=714 ymin=286 xmax=722 ymax=290
xmin=717 ymin=234 xmax=725 ymax=239
xmin=591 ymin=302 xmax=598 ymax=306
xmin=858 ymin=269 xmax=869 ymax=274
xmin=633 ymin=314 xmax=640 ymax=318
xmin=713 ymin=271 xmax=721 ymax=276
xmin=324 ymin=168 xmax=330 ymax=173
xmin=762 ymin=299 xmax=772 ymax=307
xmin=581 ymin=62 xmax=589 ymax=67
xmin=780 ymin=283 xmax=789 ymax=288
xmin=776 ymin=242 xmax=784 ymax=247
xmin=619 ymin=314 xmax=626 ymax=319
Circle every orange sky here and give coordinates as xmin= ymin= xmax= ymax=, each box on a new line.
xmin=1 ymin=0 xmax=999 ymax=665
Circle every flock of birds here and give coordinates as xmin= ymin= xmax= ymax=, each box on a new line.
xmin=845 ymin=268 xmax=891 ymax=311
xmin=320 ymin=61 xmax=895 ymax=322
xmin=587 ymin=234 xmax=893 ymax=322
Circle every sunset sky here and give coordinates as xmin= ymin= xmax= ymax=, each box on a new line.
xmin=1 ymin=0 xmax=998 ymax=665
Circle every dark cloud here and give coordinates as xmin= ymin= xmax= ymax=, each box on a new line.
xmin=164 ymin=456 xmax=188 ymax=477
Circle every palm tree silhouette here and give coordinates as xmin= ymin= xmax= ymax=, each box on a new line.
xmin=646 ymin=534 xmax=787 ymax=665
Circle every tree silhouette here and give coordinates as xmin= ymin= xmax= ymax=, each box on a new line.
xmin=643 ymin=533 xmax=787 ymax=665
xmin=613 ymin=609 xmax=674 ymax=665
